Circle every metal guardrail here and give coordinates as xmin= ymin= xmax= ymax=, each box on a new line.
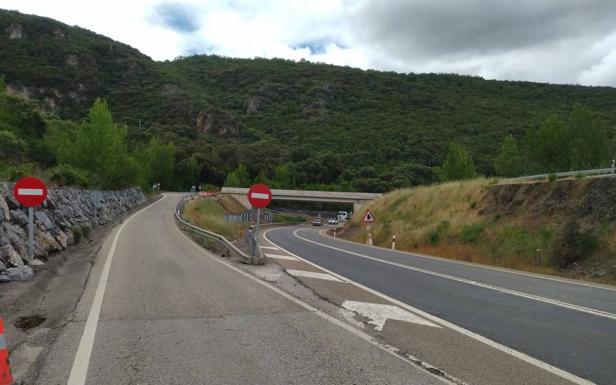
xmin=174 ymin=195 xmax=264 ymax=265
xmin=506 ymin=166 xmax=615 ymax=182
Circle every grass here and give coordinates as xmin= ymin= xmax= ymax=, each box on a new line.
xmin=339 ymin=178 xmax=616 ymax=285
xmin=183 ymin=195 xmax=249 ymax=241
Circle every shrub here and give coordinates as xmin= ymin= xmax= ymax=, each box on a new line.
xmin=459 ymin=223 xmax=486 ymax=243
xmin=552 ymin=221 xmax=598 ymax=268
xmin=49 ymin=164 xmax=91 ymax=187
xmin=71 ymin=226 xmax=83 ymax=244
xmin=548 ymin=173 xmax=557 ymax=182
xmin=80 ymin=224 xmax=91 ymax=239
xmin=430 ymin=220 xmax=450 ymax=245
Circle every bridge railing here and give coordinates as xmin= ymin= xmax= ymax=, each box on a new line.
xmin=174 ymin=195 xmax=264 ymax=265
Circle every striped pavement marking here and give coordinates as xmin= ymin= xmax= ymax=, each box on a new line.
xmin=286 ymin=269 xmax=344 ymax=282
xmin=261 ymin=246 xmax=280 ymax=251
xmin=265 ymin=253 xmax=298 ymax=261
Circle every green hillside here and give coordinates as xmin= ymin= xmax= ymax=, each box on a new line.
xmin=2 ymin=9 xmax=616 ymax=190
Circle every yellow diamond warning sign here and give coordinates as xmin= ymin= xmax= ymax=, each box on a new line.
xmin=361 ymin=209 xmax=375 ymax=224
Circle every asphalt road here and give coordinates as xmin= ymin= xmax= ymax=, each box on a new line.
xmin=265 ymin=226 xmax=616 ymax=385
xmin=30 ymin=195 xmax=445 ymax=385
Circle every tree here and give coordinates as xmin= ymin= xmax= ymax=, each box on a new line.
xmin=146 ymin=138 xmax=176 ymax=189
xmin=223 ymin=164 xmax=250 ymax=187
xmin=57 ymin=98 xmax=129 ymax=188
xmin=525 ymin=115 xmax=570 ymax=173
xmin=569 ymin=105 xmax=609 ymax=169
xmin=494 ymin=135 xmax=524 ymax=177
xmin=272 ymin=163 xmax=295 ymax=189
xmin=437 ymin=142 xmax=476 ymax=181
xmin=0 ymin=75 xmax=5 ymax=94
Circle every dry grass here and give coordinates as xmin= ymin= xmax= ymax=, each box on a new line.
xmin=183 ymin=196 xmax=249 ymax=241
xmin=339 ymin=178 xmax=616 ymax=285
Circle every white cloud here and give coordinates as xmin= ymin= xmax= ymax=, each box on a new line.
xmin=3 ymin=0 xmax=616 ymax=86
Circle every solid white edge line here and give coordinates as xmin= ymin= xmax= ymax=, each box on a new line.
xmin=171 ymin=209 xmax=455 ymax=385
xmin=66 ymin=196 xmax=166 ymax=385
xmin=263 ymin=227 xmax=597 ymax=385
xmin=317 ymin=229 xmax=616 ymax=293
xmin=297 ymin=230 xmax=616 ymax=322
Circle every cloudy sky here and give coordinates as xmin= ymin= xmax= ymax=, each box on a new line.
xmin=4 ymin=0 xmax=616 ymax=86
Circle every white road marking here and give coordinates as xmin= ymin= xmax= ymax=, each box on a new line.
xmin=66 ymin=197 xmax=166 ymax=385
xmin=172 ymin=214 xmax=454 ymax=385
xmin=318 ymin=229 xmax=616 ymax=292
xmin=287 ymin=269 xmax=344 ymax=282
xmin=342 ymin=300 xmax=439 ymax=330
xmin=250 ymin=192 xmax=270 ymax=199
xmin=263 ymin=228 xmax=597 ymax=385
xmin=296 ymin=230 xmax=616 ymax=322
xmin=261 ymin=246 xmax=280 ymax=251
xmin=265 ymin=253 xmax=297 ymax=261
xmin=17 ymin=188 xmax=43 ymax=195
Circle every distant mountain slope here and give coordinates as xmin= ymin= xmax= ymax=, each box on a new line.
xmin=1 ymin=9 xmax=616 ymax=190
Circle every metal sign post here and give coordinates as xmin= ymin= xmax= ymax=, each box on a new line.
xmin=246 ymin=184 xmax=273 ymax=265
xmin=13 ymin=176 xmax=48 ymax=261
xmin=28 ymin=207 xmax=34 ymax=259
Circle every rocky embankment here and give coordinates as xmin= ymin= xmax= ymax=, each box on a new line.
xmin=0 ymin=184 xmax=146 ymax=282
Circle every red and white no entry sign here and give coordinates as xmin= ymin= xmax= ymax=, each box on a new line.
xmin=247 ymin=184 xmax=272 ymax=208
xmin=13 ymin=176 xmax=48 ymax=207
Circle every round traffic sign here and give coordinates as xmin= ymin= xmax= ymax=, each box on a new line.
xmin=13 ymin=176 xmax=48 ymax=207
xmin=247 ymin=183 xmax=272 ymax=208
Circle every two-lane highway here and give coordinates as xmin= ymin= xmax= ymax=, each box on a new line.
xmin=265 ymin=226 xmax=616 ymax=385
xmin=32 ymin=195 xmax=446 ymax=385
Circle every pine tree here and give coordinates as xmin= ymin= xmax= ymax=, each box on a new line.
xmin=438 ymin=142 xmax=476 ymax=181
xmin=494 ymin=135 xmax=523 ymax=177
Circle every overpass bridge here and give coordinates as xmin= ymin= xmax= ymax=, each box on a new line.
xmin=221 ymin=187 xmax=383 ymax=213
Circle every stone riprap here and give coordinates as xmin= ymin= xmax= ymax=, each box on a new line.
xmin=0 ymin=184 xmax=146 ymax=282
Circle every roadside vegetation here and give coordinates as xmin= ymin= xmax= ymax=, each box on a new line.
xmin=3 ymin=10 xmax=616 ymax=193
xmin=339 ymin=178 xmax=616 ymax=284
xmin=182 ymin=195 xmax=249 ymax=241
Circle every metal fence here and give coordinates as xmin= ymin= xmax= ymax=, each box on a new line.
xmin=174 ymin=195 xmax=264 ymax=265
xmin=506 ymin=166 xmax=615 ymax=182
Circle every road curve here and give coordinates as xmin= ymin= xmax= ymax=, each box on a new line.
xmin=32 ymin=195 xmax=445 ymax=385
xmin=265 ymin=226 xmax=616 ymax=385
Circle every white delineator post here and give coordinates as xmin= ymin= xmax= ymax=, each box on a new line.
xmin=392 ymin=235 xmax=396 ymax=250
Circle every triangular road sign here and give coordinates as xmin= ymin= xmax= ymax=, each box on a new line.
xmin=361 ymin=209 xmax=375 ymax=223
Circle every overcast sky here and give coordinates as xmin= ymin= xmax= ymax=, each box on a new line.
xmin=4 ymin=0 xmax=616 ymax=87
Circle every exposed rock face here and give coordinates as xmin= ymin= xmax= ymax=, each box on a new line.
xmin=246 ymin=96 xmax=265 ymax=115
xmin=196 ymin=110 xmax=239 ymax=136
xmin=0 ymin=185 xmax=147 ymax=282
xmin=7 ymin=23 xmax=23 ymax=39
xmin=65 ymin=54 xmax=78 ymax=66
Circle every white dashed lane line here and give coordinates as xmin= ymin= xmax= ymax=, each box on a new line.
xmin=286 ymin=269 xmax=345 ymax=282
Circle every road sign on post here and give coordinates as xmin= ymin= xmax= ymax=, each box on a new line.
xmin=13 ymin=176 xmax=48 ymax=260
xmin=247 ymin=184 xmax=273 ymax=264
xmin=361 ymin=209 xmax=375 ymax=224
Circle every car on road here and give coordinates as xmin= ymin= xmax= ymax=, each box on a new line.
xmin=312 ymin=219 xmax=322 ymax=226
xmin=327 ymin=218 xmax=339 ymax=225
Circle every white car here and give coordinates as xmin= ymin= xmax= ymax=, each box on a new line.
xmin=327 ymin=218 xmax=339 ymax=225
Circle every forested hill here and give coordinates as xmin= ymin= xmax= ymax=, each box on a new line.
xmin=2 ymin=9 xmax=616 ymax=191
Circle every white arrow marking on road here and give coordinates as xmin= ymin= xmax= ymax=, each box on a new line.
xmin=342 ymin=300 xmax=440 ymax=331
xmin=250 ymin=192 xmax=270 ymax=199
xmin=18 ymin=188 xmax=44 ymax=195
